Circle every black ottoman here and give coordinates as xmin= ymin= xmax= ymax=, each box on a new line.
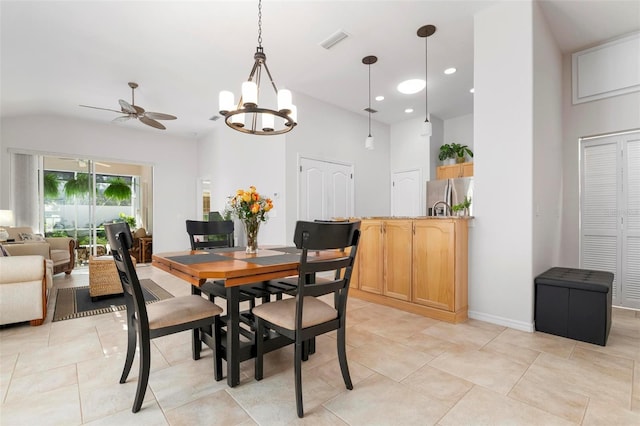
xmin=535 ymin=267 xmax=613 ymax=346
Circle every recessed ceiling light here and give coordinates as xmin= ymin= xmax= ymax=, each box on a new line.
xmin=469 ymin=88 xmax=475 ymax=93
xmin=405 ymin=108 xmax=414 ymax=113
xmin=444 ymin=67 xmax=457 ymax=75
xmin=397 ymin=79 xmax=425 ymax=94
xmin=375 ymin=95 xmax=384 ymax=101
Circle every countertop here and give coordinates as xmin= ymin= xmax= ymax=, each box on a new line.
xmin=342 ymin=216 xmax=474 ymax=220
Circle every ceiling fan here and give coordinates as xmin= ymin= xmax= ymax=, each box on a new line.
xmin=80 ymin=82 xmax=177 ymax=130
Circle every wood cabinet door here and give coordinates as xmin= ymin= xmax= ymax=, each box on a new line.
xmin=436 ymin=164 xmax=456 ymax=179
xmin=357 ymin=221 xmax=384 ymax=294
xmin=461 ymin=162 xmax=474 ymax=177
xmin=383 ymin=221 xmax=413 ymax=301
xmin=412 ymin=221 xmax=455 ymax=310
xmin=436 ymin=162 xmax=474 ymax=179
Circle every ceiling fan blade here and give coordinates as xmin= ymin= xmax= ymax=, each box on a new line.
xmin=145 ymin=112 xmax=177 ymax=120
xmin=118 ymin=99 xmax=137 ymax=114
xmin=112 ymin=115 xmax=133 ymax=122
xmin=79 ymin=104 xmax=122 ymax=114
xmin=140 ymin=116 xmax=166 ymax=130
xmin=133 ymin=105 xmax=145 ymax=114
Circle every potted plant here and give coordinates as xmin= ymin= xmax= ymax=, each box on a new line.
xmin=438 ymin=144 xmax=456 ymax=165
xmin=104 ymin=177 xmax=132 ymax=202
xmin=452 ymin=196 xmax=472 ymax=216
xmin=451 ymin=143 xmax=473 ymax=164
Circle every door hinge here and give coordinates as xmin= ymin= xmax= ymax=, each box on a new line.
xmin=350 ymin=173 xmax=353 ymax=179
xmin=300 ymin=165 xmax=302 ymax=172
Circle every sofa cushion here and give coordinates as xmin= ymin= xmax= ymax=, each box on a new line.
xmin=50 ymin=248 xmax=70 ymax=265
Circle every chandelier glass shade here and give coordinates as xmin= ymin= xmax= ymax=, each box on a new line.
xmin=418 ymin=24 xmax=436 ymax=137
xmin=218 ymin=0 xmax=297 ymax=135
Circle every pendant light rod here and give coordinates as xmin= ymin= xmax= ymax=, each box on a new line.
xmin=417 ymin=25 xmax=436 ymax=126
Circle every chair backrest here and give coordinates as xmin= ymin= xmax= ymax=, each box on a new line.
xmin=293 ymin=220 xmax=361 ymax=325
xmin=105 ymin=222 xmax=149 ymax=329
xmin=186 ymin=219 xmax=234 ymax=250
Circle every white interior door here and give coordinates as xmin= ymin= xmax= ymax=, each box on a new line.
xmin=299 ymin=157 xmax=353 ymax=221
xmin=391 ymin=169 xmax=421 ymax=216
xmin=580 ymin=130 xmax=640 ymax=308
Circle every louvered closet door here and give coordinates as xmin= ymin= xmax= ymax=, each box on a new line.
xmin=581 ymin=131 xmax=640 ymax=308
xmin=622 ymin=136 xmax=640 ymax=308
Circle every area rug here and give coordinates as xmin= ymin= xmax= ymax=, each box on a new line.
xmin=53 ymin=279 xmax=173 ymax=322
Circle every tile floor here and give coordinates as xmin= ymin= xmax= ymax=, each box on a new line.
xmin=1 ymin=266 xmax=639 ymax=425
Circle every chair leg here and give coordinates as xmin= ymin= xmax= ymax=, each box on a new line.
xmin=337 ymin=326 xmax=353 ymax=390
xmin=214 ymin=315 xmax=223 ymax=382
xmin=120 ymin=316 xmax=136 ymax=384
xmin=254 ymin=318 xmax=264 ymax=381
xmin=192 ymin=327 xmax=201 ymax=360
xmin=294 ymin=340 xmax=304 ymax=418
xmin=132 ymin=335 xmax=151 ymax=413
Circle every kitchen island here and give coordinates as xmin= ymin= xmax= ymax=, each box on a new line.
xmin=349 ymin=217 xmax=470 ymax=323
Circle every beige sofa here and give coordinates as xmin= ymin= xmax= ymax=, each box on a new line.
xmin=4 ymin=227 xmax=76 ymax=275
xmin=0 ymin=255 xmax=53 ymax=326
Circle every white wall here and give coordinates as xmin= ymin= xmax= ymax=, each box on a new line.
xmin=444 ymin=113 xmax=474 ymax=153
xmin=197 ymin=125 xmax=288 ymax=246
xmin=390 ymin=116 xmax=432 ymax=215
xmin=0 ymin=115 xmax=199 ymax=253
xmin=284 ymin=92 xmax=390 ymax=242
xmin=471 ymin=0 xmax=535 ymax=331
xmin=560 ymin=61 xmax=640 ymax=267
xmin=532 ymin=1 xmax=563 ymax=279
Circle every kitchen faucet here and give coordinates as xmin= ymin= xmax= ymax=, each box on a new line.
xmin=432 ymin=200 xmax=452 ymax=216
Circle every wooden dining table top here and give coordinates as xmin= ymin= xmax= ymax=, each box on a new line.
xmin=152 ymin=247 xmax=341 ymax=287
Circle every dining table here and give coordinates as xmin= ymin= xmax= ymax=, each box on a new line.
xmin=152 ymin=246 xmax=336 ymax=387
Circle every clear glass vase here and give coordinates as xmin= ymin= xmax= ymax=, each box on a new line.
xmin=243 ymin=219 xmax=260 ymax=254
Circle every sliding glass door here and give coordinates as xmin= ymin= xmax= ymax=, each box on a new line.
xmin=10 ymin=151 xmax=153 ymax=266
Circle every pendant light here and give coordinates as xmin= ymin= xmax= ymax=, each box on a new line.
xmin=362 ymin=55 xmax=377 ymax=150
xmin=218 ymin=0 xmax=297 ymax=135
xmin=417 ymin=24 xmax=436 ymax=137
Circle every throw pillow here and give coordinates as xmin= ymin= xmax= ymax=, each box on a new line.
xmin=0 ymin=244 xmax=10 ymax=257
xmin=33 ymin=234 xmax=46 ymax=242
xmin=18 ymin=232 xmax=35 ymax=241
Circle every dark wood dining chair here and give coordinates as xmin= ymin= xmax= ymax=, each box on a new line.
xmin=252 ymin=220 xmax=361 ymax=418
xmin=105 ymin=223 xmax=224 ymax=413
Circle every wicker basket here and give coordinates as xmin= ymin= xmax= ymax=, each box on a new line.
xmin=89 ymin=255 xmax=136 ymax=299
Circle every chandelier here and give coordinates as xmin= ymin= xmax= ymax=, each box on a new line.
xmin=417 ymin=24 xmax=436 ymax=137
xmin=218 ymin=0 xmax=297 ymax=135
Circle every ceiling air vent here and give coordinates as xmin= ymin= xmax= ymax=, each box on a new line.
xmin=319 ymin=30 xmax=350 ymax=50
xmin=364 ymin=107 xmax=378 ymax=113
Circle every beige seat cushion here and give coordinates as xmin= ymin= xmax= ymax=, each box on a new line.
xmin=146 ymin=295 xmax=222 ymax=330
xmin=252 ymin=296 xmax=337 ymax=330
xmin=50 ymin=249 xmax=70 ymax=265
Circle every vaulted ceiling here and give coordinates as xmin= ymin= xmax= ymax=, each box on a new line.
xmin=1 ymin=1 xmax=638 ymax=139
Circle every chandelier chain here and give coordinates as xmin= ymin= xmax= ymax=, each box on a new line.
xmin=257 ymin=0 xmax=263 ymax=47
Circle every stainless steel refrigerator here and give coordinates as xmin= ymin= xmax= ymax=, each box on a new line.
xmin=426 ymin=177 xmax=474 ymax=216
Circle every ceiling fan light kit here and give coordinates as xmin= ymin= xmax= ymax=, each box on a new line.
xmin=218 ymin=0 xmax=297 ymax=136
xmin=80 ymin=82 xmax=177 ymax=130
xmin=418 ymin=24 xmax=436 ymax=138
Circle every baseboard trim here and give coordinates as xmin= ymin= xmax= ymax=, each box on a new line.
xmin=468 ymin=310 xmax=534 ymax=332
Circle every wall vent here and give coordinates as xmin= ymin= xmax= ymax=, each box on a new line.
xmin=364 ymin=107 xmax=378 ymax=113
xmin=319 ymin=30 xmax=350 ymax=50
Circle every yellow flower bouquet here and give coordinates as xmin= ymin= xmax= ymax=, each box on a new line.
xmin=226 ymin=186 xmax=273 ymax=253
